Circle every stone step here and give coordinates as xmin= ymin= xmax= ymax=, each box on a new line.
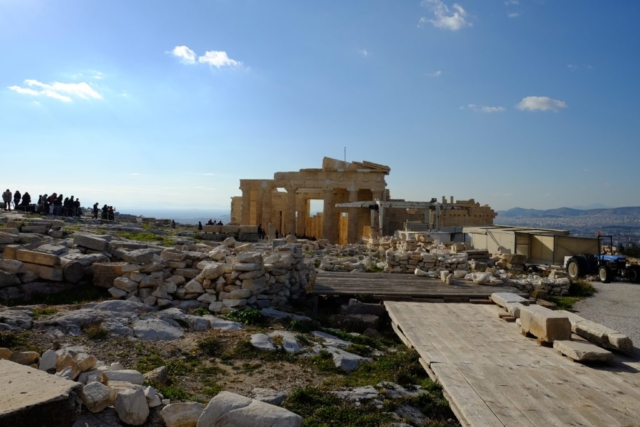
xmin=553 ymin=340 xmax=614 ymax=363
xmin=0 ymin=360 xmax=81 ymax=427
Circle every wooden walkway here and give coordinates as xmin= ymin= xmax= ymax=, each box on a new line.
xmin=312 ymin=271 xmax=527 ymax=302
xmin=386 ymin=302 xmax=640 ymax=427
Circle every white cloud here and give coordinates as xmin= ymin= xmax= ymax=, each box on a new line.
xmin=358 ymin=49 xmax=369 ymax=58
xmin=508 ymin=12 xmax=520 ymax=18
xmin=198 ymin=51 xmax=242 ymax=68
xmin=8 ymin=79 xmax=102 ymax=103
xmin=504 ymin=0 xmax=519 ymax=5
xmin=420 ymin=0 xmax=471 ymax=31
xmin=516 ymin=96 xmax=567 ymax=112
xmin=429 ymin=70 xmax=442 ymax=77
xmin=463 ymin=103 xmax=505 ymax=113
xmin=170 ymin=45 xmax=197 ymax=64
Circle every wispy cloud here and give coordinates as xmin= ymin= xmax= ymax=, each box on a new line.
xmin=462 ymin=103 xmax=505 ymax=113
xmin=504 ymin=0 xmax=519 ymax=5
xmin=170 ymin=46 xmax=197 ymax=64
xmin=516 ymin=96 xmax=567 ymax=112
xmin=198 ymin=51 xmax=242 ymax=68
xmin=8 ymin=79 xmax=102 ymax=103
xmin=419 ymin=0 xmax=471 ymax=31
xmin=428 ymin=70 xmax=442 ymax=77
xmin=508 ymin=12 xmax=520 ymax=18
xmin=170 ymin=46 xmax=243 ymax=69
xmin=358 ymin=49 xmax=369 ymax=58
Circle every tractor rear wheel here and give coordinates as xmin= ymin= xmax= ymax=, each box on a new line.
xmin=567 ymin=258 xmax=583 ymax=281
xmin=626 ymin=267 xmax=640 ymax=283
xmin=599 ymin=266 xmax=612 ymax=283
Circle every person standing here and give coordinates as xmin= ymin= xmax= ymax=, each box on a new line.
xmin=13 ymin=190 xmax=21 ymax=210
xmin=198 ymin=221 xmax=203 ymax=231
xmin=2 ymin=189 xmax=11 ymax=210
xmin=93 ymin=203 xmax=99 ymax=219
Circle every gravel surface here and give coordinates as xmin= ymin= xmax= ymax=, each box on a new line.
xmin=573 ymin=280 xmax=640 ymax=346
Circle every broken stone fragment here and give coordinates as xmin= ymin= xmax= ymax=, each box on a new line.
xmin=114 ymin=388 xmax=149 ymax=426
xmin=80 ymin=381 xmax=117 ymax=413
xmin=553 ymin=340 xmax=613 ymax=363
xmin=196 ymin=391 xmax=302 ymax=427
xmin=9 ymin=351 xmax=39 ymax=366
xmin=160 ymin=402 xmax=205 ymax=427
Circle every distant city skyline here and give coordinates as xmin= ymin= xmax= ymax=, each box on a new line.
xmin=2 ymin=1 xmax=639 ymax=212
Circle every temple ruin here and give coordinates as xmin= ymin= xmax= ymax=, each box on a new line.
xmin=231 ymin=157 xmax=497 ymax=243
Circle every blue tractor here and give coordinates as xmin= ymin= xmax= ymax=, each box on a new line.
xmin=566 ymin=235 xmax=640 ymax=283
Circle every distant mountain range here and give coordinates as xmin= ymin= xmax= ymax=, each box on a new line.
xmin=497 ymin=206 xmax=640 ymax=218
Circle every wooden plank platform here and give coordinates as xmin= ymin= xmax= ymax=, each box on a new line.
xmin=385 ymin=302 xmax=640 ymax=427
xmin=312 ymin=271 xmax=526 ymax=302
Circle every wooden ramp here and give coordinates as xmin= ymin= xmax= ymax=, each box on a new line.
xmin=385 ymin=302 xmax=640 ymax=427
xmin=313 ymin=271 xmax=527 ymax=302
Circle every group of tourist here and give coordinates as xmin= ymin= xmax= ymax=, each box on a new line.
xmin=1 ymin=187 xmax=119 ymax=221
xmin=2 ymin=189 xmax=32 ymax=211
xmin=93 ymin=203 xmax=116 ymax=220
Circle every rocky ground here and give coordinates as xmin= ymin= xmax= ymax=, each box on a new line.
xmin=0 ymin=211 xmax=461 ymax=426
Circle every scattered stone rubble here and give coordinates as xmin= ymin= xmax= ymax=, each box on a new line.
xmin=0 ymin=345 xmax=304 ymax=426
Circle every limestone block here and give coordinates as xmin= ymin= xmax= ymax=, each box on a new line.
xmin=93 ymin=262 xmax=126 ymax=288
xmin=123 ymin=248 xmax=163 ymax=265
xmin=74 ymin=234 xmax=109 ymax=252
xmin=2 ymin=244 xmax=21 ymax=260
xmin=221 ymin=226 xmax=240 ymax=234
xmin=185 ymin=280 xmax=205 ymax=294
xmin=520 ymin=305 xmax=571 ymax=343
xmin=9 ymin=351 xmax=40 ymax=366
xmin=55 ymin=355 xmax=80 ymax=380
xmin=80 ymin=381 xmax=117 ymax=413
xmin=197 ymin=293 xmax=217 ymax=304
xmin=196 ymin=391 xmax=303 ymax=427
xmin=203 ymin=225 xmax=222 ymax=233
xmin=239 ymin=225 xmax=258 ymax=233
xmin=109 ymin=287 xmax=128 ymax=299
xmin=440 ymin=271 xmax=450 ymax=282
xmin=114 ymin=277 xmax=139 ymax=293
xmin=0 ymin=270 xmax=21 ymax=288
xmin=0 ymin=259 xmax=26 ymax=274
xmin=0 ymin=232 xmax=17 ymax=244
xmin=161 ymin=249 xmax=187 ymax=262
xmin=160 ymin=402 xmax=205 ymax=427
xmin=39 ymin=349 xmax=58 ymax=372
xmin=556 ymin=310 xmax=633 ymax=352
xmin=553 ymin=340 xmax=613 ymax=362
xmin=22 ymin=263 xmax=63 ymax=281
xmin=237 ymin=252 xmax=263 ymax=264
xmin=175 ymin=268 xmax=200 ymax=279
xmin=114 ymin=388 xmax=149 ymax=426
xmin=222 ymin=237 xmax=236 ymax=247
xmin=238 ymin=270 xmax=265 ymax=280
xmin=228 ymin=289 xmax=251 ymax=299
xmin=76 ymin=353 xmax=98 ymax=372
xmin=491 ymin=293 xmax=530 ymax=308
xmin=233 ymin=263 xmax=262 ymax=272
xmin=199 ymin=263 xmax=225 ymax=280
xmin=104 ymin=370 xmax=145 ymax=385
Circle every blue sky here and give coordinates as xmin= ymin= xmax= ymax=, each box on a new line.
xmin=1 ymin=0 xmax=639 ymax=212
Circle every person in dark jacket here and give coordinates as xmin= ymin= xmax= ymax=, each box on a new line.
xmin=13 ymin=190 xmax=21 ymax=209
xmin=2 ymin=189 xmax=11 ymax=210
xmin=93 ymin=203 xmax=99 ymax=219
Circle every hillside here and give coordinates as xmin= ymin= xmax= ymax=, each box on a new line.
xmin=497 ymin=206 xmax=640 ymax=218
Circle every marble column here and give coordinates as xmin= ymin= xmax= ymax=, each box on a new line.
xmin=261 ymin=186 xmax=272 ymax=235
xmin=322 ymin=189 xmax=335 ymax=242
xmin=241 ymin=187 xmax=251 ymax=225
xmin=296 ymin=196 xmax=307 ymax=236
xmin=347 ymin=189 xmax=359 ymax=244
xmin=285 ymin=187 xmax=297 ymax=235
xmin=255 ymin=186 xmax=264 ymax=227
